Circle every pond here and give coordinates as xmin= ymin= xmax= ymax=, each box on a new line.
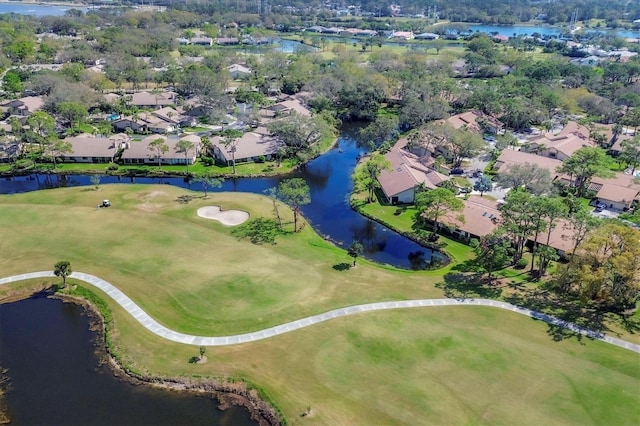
xmin=0 ymin=126 xmax=446 ymax=269
xmin=0 ymin=296 xmax=255 ymax=425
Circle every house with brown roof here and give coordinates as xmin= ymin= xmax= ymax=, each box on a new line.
xmin=60 ymin=136 xmax=122 ymax=163
xmin=446 ymin=111 xmax=504 ymax=135
xmin=440 ymin=196 xmax=501 ymax=241
xmin=129 ymin=91 xmax=177 ymax=108
xmin=493 ymin=149 xmax=564 ymax=179
xmin=263 ymin=99 xmax=311 ymax=118
xmin=1 ymin=96 xmax=45 ymax=117
xmin=377 ymin=147 xmax=449 ymax=204
xmin=209 ymin=131 xmax=284 ymax=165
xmin=609 ymin=133 xmax=634 ymax=156
xmin=113 ymin=109 xmax=185 ymax=134
xmin=526 ymin=131 xmax=594 ymax=161
xmin=524 ymin=121 xmax=595 ymax=161
xmin=589 ymin=172 xmax=640 ymax=211
xmin=152 ymin=107 xmax=196 ymax=128
xmin=121 ymin=135 xmax=198 ymax=165
xmin=532 ymin=218 xmax=577 ymax=256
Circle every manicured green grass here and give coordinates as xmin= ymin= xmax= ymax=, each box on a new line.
xmin=1 ymin=185 xmax=638 ymax=425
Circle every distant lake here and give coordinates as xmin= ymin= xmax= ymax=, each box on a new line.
xmin=0 ymin=2 xmax=87 ymax=16
xmin=468 ymin=23 xmax=640 ymax=39
xmin=468 ymin=24 xmax=563 ymax=37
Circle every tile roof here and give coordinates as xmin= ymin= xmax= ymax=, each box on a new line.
xmin=210 ymin=131 xmax=283 ymax=162
xmin=440 ymin=196 xmax=501 ymax=238
xmin=378 ymin=148 xmax=448 ymax=198
xmin=494 ymin=149 xmax=563 ymax=177
xmin=64 ymin=136 xmax=120 ymax=158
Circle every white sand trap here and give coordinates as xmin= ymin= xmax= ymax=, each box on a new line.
xmin=197 ymin=206 xmax=249 ymax=226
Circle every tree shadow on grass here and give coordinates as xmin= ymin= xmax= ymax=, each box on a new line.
xmin=450 ymin=259 xmax=479 ymax=273
xmin=175 ymin=195 xmax=201 ymax=204
xmin=503 ymin=287 xmax=612 ymax=343
xmin=332 ymin=263 xmax=351 ymax=271
xmin=435 ymin=272 xmax=503 ymax=299
xmin=618 ymin=314 xmax=640 ymax=338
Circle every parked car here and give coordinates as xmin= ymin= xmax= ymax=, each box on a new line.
xmin=594 ymin=202 xmax=607 ymax=212
xmin=449 ymin=168 xmax=465 ymax=175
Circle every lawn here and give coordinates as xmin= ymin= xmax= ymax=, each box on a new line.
xmin=1 ymin=184 xmax=638 ymax=425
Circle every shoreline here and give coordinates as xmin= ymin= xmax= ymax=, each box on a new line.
xmin=0 ymin=287 xmax=282 ymax=426
xmin=0 ymin=0 xmax=87 ymax=6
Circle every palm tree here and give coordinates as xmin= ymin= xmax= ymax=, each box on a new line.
xmin=175 ymin=139 xmax=195 ymax=175
xmin=148 ymin=138 xmax=169 ymax=167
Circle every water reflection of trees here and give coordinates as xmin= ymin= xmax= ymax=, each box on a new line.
xmin=299 ymin=161 xmax=332 ymax=191
xmin=350 ymin=219 xmax=387 ymax=253
xmin=408 ymin=251 xmax=429 ymax=270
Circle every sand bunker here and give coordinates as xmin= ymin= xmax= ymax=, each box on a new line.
xmin=197 ymin=206 xmax=249 ymax=226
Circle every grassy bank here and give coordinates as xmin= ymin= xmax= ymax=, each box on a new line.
xmin=1 ymin=184 xmax=638 ymax=425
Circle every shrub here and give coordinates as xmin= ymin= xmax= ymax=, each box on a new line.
xmin=107 ymin=162 xmax=119 ymax=171
xmin=515 ymin=257 xmax=529 ymax=269
xmin=200 ymin=155 xmax=215 ymax=166
xmin=231 ymin=218 xmax=283 ymax=244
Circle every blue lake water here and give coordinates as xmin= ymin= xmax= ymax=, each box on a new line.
xmin=468 ymin=24 xmax=563 ymax=37
xmin=0 ymin=296 xmax=255 ymax=425
xmin=0 ymin=2 xmax=87 ymax=16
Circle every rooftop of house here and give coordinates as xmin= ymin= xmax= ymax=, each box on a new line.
xmin=64 ymin=136 xmax=120 ymax=158
xmin=533 ymin=218 xmax=576 ymax=253
xmin=121 ymin=136 xmax=191 ymax=160
xmin=129 ymin=91 xmax=177 ymax=107
xmin=590 ymin=172 xmax=640 ymax=204
xmin=210 ymin=131 xmax=283 ymax=161
xmin=378 ymin=148 xmax=447 ymax=198
xmin=529 ymin=130 xmax=594 ymax=158
xmin=227 ymin=64 xmax=252 ymax=74
xmin=440 ymin=196 xmax=501 ymax=238
xmin=1 ymin=96 xmax=45 ymax=112
xmin=153 ymin=107 xmax=182 ymax=124
xmin=445 ymin=110 xmax=503 ymax=134
xmin=494 ymin=149 xmax=563 ymax=177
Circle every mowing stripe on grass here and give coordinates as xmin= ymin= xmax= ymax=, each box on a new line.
xmin=2 ymin=271 xmax=639 ymax=353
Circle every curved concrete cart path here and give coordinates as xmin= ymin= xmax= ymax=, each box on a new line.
xmin=2 ymin=271 xmax=639 ymax=353
xmin=197 ymin=206 xmax=249 ymax=226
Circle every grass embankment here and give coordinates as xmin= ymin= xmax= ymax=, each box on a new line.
xmin=0 ymin=185 xmax=639 ymax=425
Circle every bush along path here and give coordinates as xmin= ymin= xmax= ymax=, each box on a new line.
xmin=1 ymin=271 xmax=639 ymax=353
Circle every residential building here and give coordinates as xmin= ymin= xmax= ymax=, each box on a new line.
xmin=441 ymin=196 xmax=501 ymax=241
xmin=377 ymin=147 xmax=449 ymax=204
xmin=61 ymin=136 xmax=122 ymax=163
xmin=128 ymin=91 xmax=177 ymax=108
xmin=227 ymin=64 xmax=252 ymax=80
xmin=493 ymin=149 xmax=564 ymax=179
xmin=209 ymin=130 xmax=283 ymax=165
xmin=590 ymin=173 xmax=640 ymax=211
xmin=446 ymin=111 xmax=504 ymax=135
xmin=121 ymin=135 xmax=198 ymax=165
xmin=216 ymin=37 xmax=239 ymax=45
xmin=1 ymin=96 xmax=45 ymax=117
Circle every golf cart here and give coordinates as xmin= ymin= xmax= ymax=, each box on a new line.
xmin=100 ymin=199 xmax=111 ymax=208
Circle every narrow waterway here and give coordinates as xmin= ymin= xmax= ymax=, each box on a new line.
xmin=0 ymin=127 xmax=446 ymax=269
xmin=0 ymin=296 xmax=255 ymax=425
